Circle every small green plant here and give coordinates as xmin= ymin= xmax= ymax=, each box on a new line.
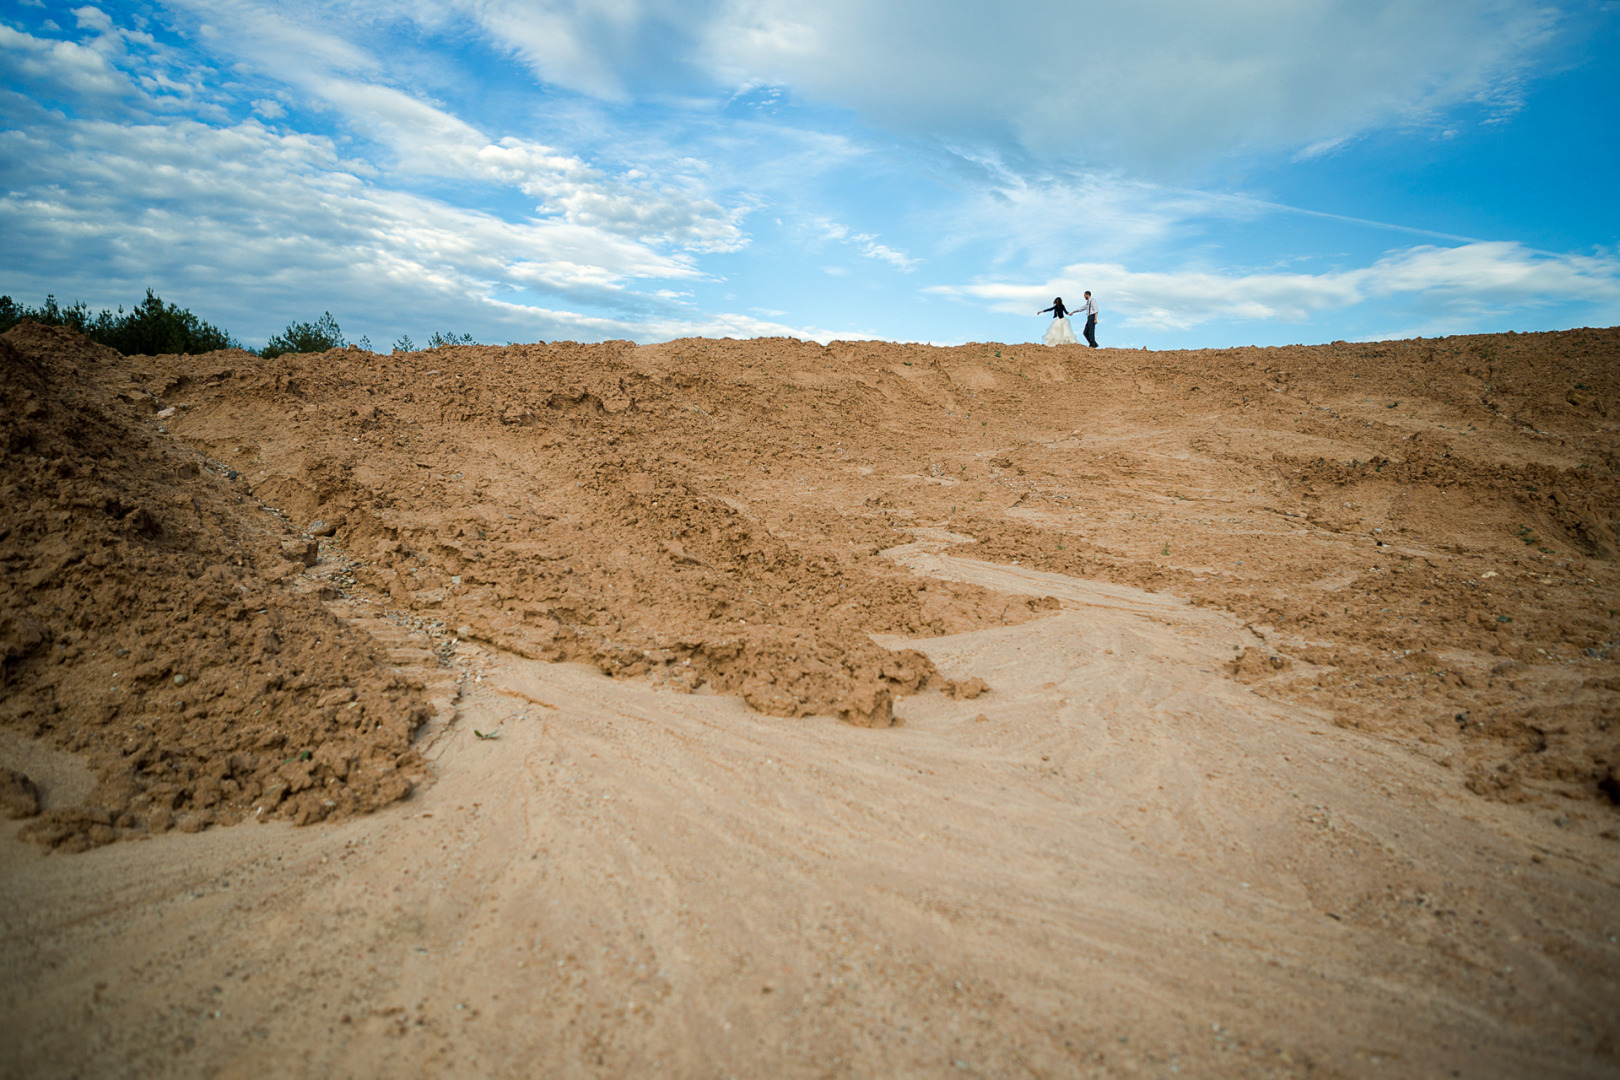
xmin=474 ymin=729 xmax=501 ymax=740
xmin=263 ymin=311 xmax=345 ymax=357
xmin=392 ymin=334 xmax=416 ymax=352
xmin=1162 ymin=543 xmax=1171 ymax=556
xmin=428 ymin=331 xmax=477 ymax=348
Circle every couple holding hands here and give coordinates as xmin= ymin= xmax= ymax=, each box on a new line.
xmin=1038 ymin=293 xmax=1098 ymax=347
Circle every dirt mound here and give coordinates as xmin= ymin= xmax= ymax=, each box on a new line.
xmin=141 ymin=338 xmax=1052 ymax=728
xmin=5 ymin=323 xmax=1620 ymax=1080
xmin=4 ymin=323 xmax=1618 ymax=851
xmin=0 ymin=324 xmax=430 ymax=850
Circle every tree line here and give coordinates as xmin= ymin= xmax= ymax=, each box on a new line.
xmin=0 ymin=289 xmax=481 ymax=358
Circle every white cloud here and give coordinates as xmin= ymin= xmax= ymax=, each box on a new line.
xmin=808 ymin=216 xmax=918 ymax=270
xmin=931 ymin=166 xmax=1233 ymax=269
xmin=1292 ymin=135 xmax=1355 ymax=162
xmin=1361 ymin=243 xmax=1620 ymax=306
xmin=454 ymin=0 xmax=680 ymax=102
xmin=929 ymin=243 xmax=1620 ymax=331
xmin=159 ymin=0 xmax=381 ymax=78
xmin=859 ymin=241 xmax=917 ymax=271
xmin=0 ymin=22 xmax=137 ymax=103
xmin=482 ymin=295 xmax=877 ymax=344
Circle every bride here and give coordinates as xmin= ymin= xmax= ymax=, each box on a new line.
xmin=1038 ymin=297 xmax=1079 ymax=345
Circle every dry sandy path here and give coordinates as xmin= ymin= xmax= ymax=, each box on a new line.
xmin=4 ymin=562 xmax=1614 ymax=1079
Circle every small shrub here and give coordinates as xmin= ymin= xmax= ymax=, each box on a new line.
xmin=100 ymin=290 xmax=239 ymax=355
xmin=262 ymin=311 xmax=345 ymax=358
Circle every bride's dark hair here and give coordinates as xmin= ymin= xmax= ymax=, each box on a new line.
xmin=1053 ymin=297 xmax=1063 ymax=305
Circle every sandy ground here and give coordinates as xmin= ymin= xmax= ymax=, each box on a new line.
xmin=2 ymin=325 xmax=1618 ymax=1077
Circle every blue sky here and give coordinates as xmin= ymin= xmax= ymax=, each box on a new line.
xmin=2 ymin=0 xmax=1617 ymax=350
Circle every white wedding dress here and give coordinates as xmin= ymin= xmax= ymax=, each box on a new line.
xmin=1044 ymin=316 xmax=1079 ymax=346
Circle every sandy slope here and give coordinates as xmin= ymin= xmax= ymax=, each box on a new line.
xmin=2 ymin=325 xmax=1619 ymax=1077
xmin=3 ymin=573 xmax=1614 ymax=1078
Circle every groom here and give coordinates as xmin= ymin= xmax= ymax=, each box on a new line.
xmin=1081 ymin=291 xmax=1099 ymax=348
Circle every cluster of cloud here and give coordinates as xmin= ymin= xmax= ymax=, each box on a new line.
xmin=0 ymin=7 xmax=797 ymax=342
xmin=0 ymin=114 xmax=714 ymax=324
xmin=931 ymin=242 xmax=1620 ymax=333
xmin=384 ymin=0 xmax=1558 ymax=169
xmin=150 ymin=0 xmax=1561 ymax=175
xmin=152 ymin=1 xmax=751 ymax=251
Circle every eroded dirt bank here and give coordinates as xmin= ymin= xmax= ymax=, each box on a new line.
xmin=0 ymin=324 xmax=432 ymax=846
xmin=1 ymin=323 xmax=1618 ymax=1077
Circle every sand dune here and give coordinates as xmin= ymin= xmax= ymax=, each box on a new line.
xmin=2 ymin=323 xmax=1617 ymax=1076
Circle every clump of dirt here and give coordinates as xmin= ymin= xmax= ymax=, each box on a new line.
xmin=943 ymin=677 xmax=989 ymax=701
xmin=0 ymin=767 xmax=39 ymax=818
xmin=0 ymin=324 xmax=430 ymax=851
